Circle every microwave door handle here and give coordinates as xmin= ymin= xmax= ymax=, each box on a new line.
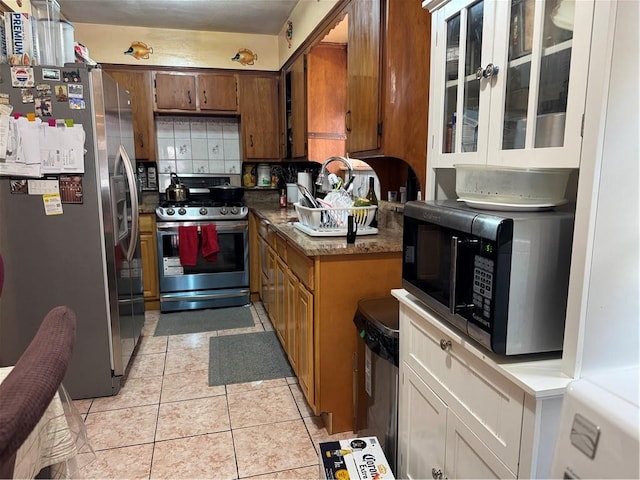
xmin=450 ymin=236 xmax=459 ymax=315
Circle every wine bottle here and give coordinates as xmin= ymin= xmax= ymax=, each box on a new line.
xmin=365 ymin=176 xmax=378 ymax=228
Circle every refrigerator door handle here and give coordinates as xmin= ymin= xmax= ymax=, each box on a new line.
xmin=120 ymin=144 xmax=139 ymax=263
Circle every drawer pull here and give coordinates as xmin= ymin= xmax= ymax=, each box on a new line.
xmin=439 ymin=339 xmax=452 ymax=351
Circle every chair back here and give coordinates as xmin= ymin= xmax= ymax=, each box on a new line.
xmin=0 ymin=306 xmax=76 ymax=478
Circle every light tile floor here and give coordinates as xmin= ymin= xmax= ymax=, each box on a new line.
xmin=73 ymin=302 xmax=354 ymax=479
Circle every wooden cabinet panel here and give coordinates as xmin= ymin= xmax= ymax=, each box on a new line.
xmin=139 ymin=214 xmax=159 ymax=304
xmin=286 ymin=243 xmax=313 ymax=291
xmin=307 ymin=44 xmax=347 ymax=163
xmin=296 ymin=283 xmax=314 ymax=407
xmin=199 ymin=74 xmax=237 ymax=111
xmin=285 ymin=272 xmax=298 ymax=372
xmin=274 ymin=256 xmax=287 ymax=345
xmin=286 ymin=55 xmax=307 ymax=158
xmin=249 ymin=212 xmax=261 ymax=301
xmin=104 ymin=69 xmax=156 ymax=161
xmin=346 ymin=0 xmax=381 ymax=153
xmin=381 ymin=0 xmax=430 ymax=186
xmin=240 ymin=75 xmax=281 ymax=160
xmin=155 ymin=73 xmax=196 ymax=110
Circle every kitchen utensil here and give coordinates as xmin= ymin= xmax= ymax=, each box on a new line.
xmin=286 ymin=183 xmax=298 ymax=205
xmin=165 ymin=172 xmax=189 ymax=202
xmin=209 ymin=184 xmax=244 ymax=203
xmin=297 ymin=171 xmax=313 ymax=193
xmin=297 ymin=183 xmax=320 ymax=208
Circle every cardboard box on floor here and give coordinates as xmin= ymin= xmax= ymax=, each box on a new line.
xmin=319 ymin=437 xmax=395 ymax=480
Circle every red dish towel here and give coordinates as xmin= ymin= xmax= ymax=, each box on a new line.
xmin=201 ymin=224 xmax=220 ymax=262
xmin=178 ymin=226 xmax=199 ymax=266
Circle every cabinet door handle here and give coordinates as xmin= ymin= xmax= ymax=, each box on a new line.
xmin=203 ymin=90 xmax=207 ymax=104
xmin=440 ymin=339 xmax=452 ymax=351
xmin=250 ymin=134 xmax=254 ymax=147
xmin=137 ymin=133 xmax=143 ymax=149
xmin=476 ymin=63 xmax=500 ymax=80
xmin=187 ymin=90 xmax=192 ymax=104
xmin=345 ymin=110 xmax=352 ymax=132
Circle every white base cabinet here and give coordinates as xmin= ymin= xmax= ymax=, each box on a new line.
xmin=394 ymin=289 xmax=570 ymax=479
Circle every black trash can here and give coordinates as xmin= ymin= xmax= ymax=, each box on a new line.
xmin=353 ymin=296 xmax=399 ymax=474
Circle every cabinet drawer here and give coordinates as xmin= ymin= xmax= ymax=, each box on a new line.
xmin=401 ymin=306 xmax=524 ymax=473
xmin=286 ymin=243 xmax=314 ymax=291
xmin=139 ymin=214 xmax=155 ymax=234
xmin=258 ymin=220 xmax=275 ymax=247
xmin=275 ymin=233 xmax=287 ymax=260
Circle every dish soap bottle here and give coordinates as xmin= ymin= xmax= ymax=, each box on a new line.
xmin=365 ymin=176 xmax=378 ymax=228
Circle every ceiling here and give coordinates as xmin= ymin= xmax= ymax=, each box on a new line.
xmin=57 ymin=0 xmax=300 ymax=35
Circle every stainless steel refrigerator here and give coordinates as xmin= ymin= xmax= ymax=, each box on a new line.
xmin=0 ymin=65 xmax=144 ymax=399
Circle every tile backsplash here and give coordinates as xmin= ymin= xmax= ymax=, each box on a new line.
xmin=156 ymin=117 xmax=242 ymax=175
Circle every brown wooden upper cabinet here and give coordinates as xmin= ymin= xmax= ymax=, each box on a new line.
xmin=346 ymin=0 xmax=382 ymax=154
xmin=239 ymin=75 xmax=281 ymax=161
xmin=198 ymin=74 xmax=237 ymax=111
xmin=284 ymin=55 xmax=307 ymax=159
xmin=103 ymin=68 xmax=156 ymax=161
xmin=155 ymin=73 xmax=197 ymax=110
xmin=154 ymin=72 xmax=238 ymax=112
xmin=379 ymin=0 xmax=430 ymax=185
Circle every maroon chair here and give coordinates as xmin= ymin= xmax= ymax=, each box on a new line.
xmin=0 ymin=306 xmax=76 ymax=479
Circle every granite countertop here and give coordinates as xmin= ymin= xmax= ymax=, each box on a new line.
xmin=250 ymin=203 xmax=403 ymax=257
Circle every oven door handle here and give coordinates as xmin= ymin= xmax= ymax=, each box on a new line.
xmin=161 ymin=290 xmax=249 ymax=301
xmin=156 ymin=221 xmax=248 ymax=232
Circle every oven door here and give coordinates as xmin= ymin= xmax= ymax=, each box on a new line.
xmin=156 ymin=220 xmax=249 ymax=310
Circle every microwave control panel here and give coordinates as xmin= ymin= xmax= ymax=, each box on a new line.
xmin=472 ymin=254 xmax=495 ymax=328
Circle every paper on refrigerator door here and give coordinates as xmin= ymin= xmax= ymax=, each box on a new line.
xmin=0 ymin=104 xmax=13 ymax=161
xmin=0 ymin=116 xmax=41 ymax=177
xmin=40 ymin=124 xmax=85 ymax=174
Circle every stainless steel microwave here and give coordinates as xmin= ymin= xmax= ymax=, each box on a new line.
xmin=402 ymin=200 xmax=575 ymax=355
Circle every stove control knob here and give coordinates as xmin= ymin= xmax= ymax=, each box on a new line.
xmin=178 ymin=207 xmax=187 ymax=216
xmin=199 ymin=207 xmax=208 ymax=216
xmin=220 ymin=207 xmax=228 ymax=215
xmin=166 ymin=208 xmax=175 ymax=215
xmin=230 ymin=206 xmax=239 ymax=215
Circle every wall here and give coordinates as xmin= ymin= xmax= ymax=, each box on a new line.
xmin=71 ymin=0 xmax=338 ymax=71
xmin=73 ymin=24 xmax=280 ymax=70
xmin=277 ymin=0 xmax=339 ymax=66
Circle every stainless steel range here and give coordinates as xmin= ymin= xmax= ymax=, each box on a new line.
xmin=155 ymin=174 xmax=250 ymax=312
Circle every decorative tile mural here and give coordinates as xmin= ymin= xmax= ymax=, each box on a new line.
xmin=156 ymin=117 xmax=242 ymax=175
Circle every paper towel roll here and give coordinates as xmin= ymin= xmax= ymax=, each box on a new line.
xmin=297 ymin=172 xmax=313 ymax=193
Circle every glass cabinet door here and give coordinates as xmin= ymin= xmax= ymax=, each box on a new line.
xmin=430 ymin=0 xmax=593 ymax=169
xmin=500 ymin=0 xmax=573 ymax=150
xmin=488 ymin=0 xmax=593 ymax=167
xmin=435 ymin=0 xmax=497 ymax=163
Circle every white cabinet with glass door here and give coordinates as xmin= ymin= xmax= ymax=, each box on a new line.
xmin=426 ymin=0 xmax=593 ymax=169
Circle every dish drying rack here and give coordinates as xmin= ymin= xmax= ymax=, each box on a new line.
xmin=293 ymin=203 xmax=378 ymax=237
